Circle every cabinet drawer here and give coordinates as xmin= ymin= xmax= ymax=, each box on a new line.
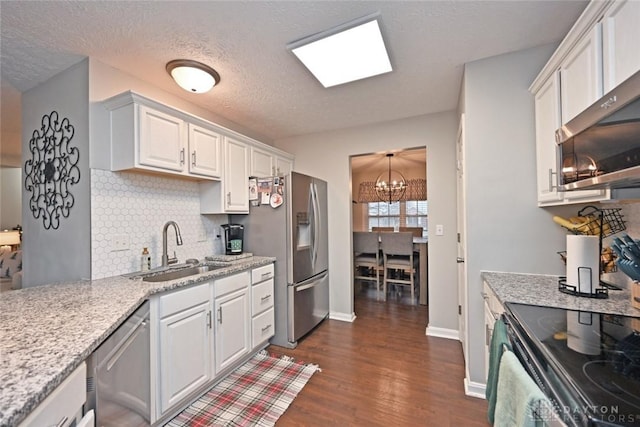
xmin=159 ymin=282 xmax=209 ymax=318
xmin=20 ymin=362 xmax=86 ymax=427
xmin=215 ymin=271 xmax=250 ymax=297
xmin=252 ymin=278 xmax=274 ymax=315
xmin=252 ymin=308 xmax=275 ymax=348
xmin=252 ymin=264 xmax=274 ymax=284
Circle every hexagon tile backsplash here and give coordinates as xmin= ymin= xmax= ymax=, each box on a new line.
xmin=91 ymin=169 xmax=227 ymax=279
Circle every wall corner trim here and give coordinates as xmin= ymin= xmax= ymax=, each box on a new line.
xmin=464 ymin=378 xmax=487 ymax=399
xmin=426 ymin=325 xmax=460 ymax=340
xmin=330 ymin=311 xmax=356 ymax=322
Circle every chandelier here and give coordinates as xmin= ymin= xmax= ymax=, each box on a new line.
xmin=375 ymin=153 xmax=407 ymax=203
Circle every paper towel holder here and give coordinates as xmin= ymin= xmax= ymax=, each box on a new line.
xmin=556 ymin=205 xmax=626 ymax=299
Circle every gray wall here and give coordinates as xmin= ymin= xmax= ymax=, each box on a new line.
xmin=21 ymin=60 xmax=91 ymax=286
xmin=461 ymin=45 xmax=581 ymax=386
xmin=275 ymin=112 xmax=459 ymax=329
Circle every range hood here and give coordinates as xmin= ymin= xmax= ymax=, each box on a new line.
xmin=557 ymin=69 xmax=640 ymax=191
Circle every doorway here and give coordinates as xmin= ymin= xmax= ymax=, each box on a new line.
xmin=350 ymin=147 xmax=427 ymax=307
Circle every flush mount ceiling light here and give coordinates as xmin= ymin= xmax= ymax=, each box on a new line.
xmin=166 ymin=59 xmax=220 ymax=94
xmin=287 ymin=13 xmax=392 ymax=88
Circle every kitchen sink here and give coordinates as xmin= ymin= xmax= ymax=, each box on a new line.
xmin=141 ymin=264 xmax=227 ymax=282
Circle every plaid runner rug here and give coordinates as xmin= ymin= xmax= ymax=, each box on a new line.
xmin=165 ymin=351 xmax=321 ymax=427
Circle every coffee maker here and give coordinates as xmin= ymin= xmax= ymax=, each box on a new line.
xmin=222 ymin=224 xmax=244 ymax=255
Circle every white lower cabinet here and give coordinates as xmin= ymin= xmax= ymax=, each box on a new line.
xmin=252 ymin=308 xmax=275 ymax=349
xmin=213 ymin=271 xmax=251 ymax=373
xmin=19 ymin=362 xmax=87 ymax=427
xmin=150 ymin=263 xmax=274 ymax=422
xmin=482 ymin=281 xmax=505 ymax=379
xmin=156 ymin=282 xmax=212 ymax=417
xmin=251 ymin=264 xmax=275 ymax=350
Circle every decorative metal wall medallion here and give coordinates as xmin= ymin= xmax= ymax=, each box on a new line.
xmin=24 ymin=111 xmax=80 ymax=230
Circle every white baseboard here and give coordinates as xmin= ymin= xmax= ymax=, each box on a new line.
xmin=330 ymin=311 xmax=356 ymax=322
xmin=425 ymin=325 xmax=459 ymax=340
xmin=464 ymin=378 xmax=486 ymax=399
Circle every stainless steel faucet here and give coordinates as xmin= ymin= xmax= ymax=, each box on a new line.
xmin=162 ymin=221 xmax=183 ymax=267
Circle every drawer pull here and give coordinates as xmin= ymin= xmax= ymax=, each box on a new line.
xmin=261 ymin=272 xmax=272 ymax=279
xmin=260 ymin=294 xmax=272 ymax=302
xmin=261 ymin=324 xmax=272 ymax=333
xmin=56 ymin=416 xmax=69 ymax=427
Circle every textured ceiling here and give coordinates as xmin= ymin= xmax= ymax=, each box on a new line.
xmin=1 ymin=0 xmax=588 ymax=146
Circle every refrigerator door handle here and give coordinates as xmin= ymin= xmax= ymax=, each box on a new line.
xmin=308 ymin=183 xmax=316 ymax=270
xmin=296 ymin=282 xmax=318 ymax=292
xmin=294 ymin=271 xmax=328 ymax=290
xmin=310 ymin=182 xmax=320 ymax=270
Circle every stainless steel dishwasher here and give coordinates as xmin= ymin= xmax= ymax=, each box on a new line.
xmin=86 ymin=300 xmax=151 ymax=426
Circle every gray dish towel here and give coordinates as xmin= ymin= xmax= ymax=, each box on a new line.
xmin=486 ymin=317 xmax=511 ymax=424
xmin=494 ymin=350 xmax=552 ymax=427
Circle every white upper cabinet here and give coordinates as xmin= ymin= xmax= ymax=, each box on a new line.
xmin=274 ymin=155 xmax=293 ymax=176
xmin=200 ymin=136 xmax=250 ymax=214
xmin=250 ymin=146 xmax=274 ymax=177
xmin=534 ymin=74 xmax=564 ymax=204
xmin=103 ymin=91 xmax=293 ymax=186
xmin=106 ymin=92 xmax=219 ymax=180
xmin=528 ymin=1 xmax=636 ymax=206
xmin=559 ymin=24 xmax=603 ymax=124
xmin=602 ymin=0 xmax=640 ymax=91
xmin=138 ymin=105 xmax=187 ymax=172
xmin=224 ymin=137 xmax=250 ymax=212
xmin=250 ymin=146 xmax=294 ymax=177
xmin=188 ymin=124 xmax=222 ymax=178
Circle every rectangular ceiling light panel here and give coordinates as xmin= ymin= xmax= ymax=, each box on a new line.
xmin=290 ymin=19 xmax=392 ymax=88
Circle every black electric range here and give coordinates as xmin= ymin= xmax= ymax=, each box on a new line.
xmin=504 ymin=302 xmax=640 ymax=427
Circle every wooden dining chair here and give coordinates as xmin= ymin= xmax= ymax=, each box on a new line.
xmin=372 ymin=227 xmax=394 ymax=232
xmin=399 ymin=227 xmax=423 ymax=237
xmin=381 ymin=232 xmax=419 ymax=304
xmin=353 ymin=232 xmax=383 ymax=299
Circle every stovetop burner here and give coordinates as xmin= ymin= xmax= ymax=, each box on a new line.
xmin=584 ymin=360 xmax=640 ymax=412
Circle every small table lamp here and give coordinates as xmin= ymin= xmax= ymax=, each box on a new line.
xmin=0 ymin=230 xmax=21 ymax=252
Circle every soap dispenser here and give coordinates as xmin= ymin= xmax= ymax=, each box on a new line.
xmin=141 ymin=247 xmax=151 ymax=271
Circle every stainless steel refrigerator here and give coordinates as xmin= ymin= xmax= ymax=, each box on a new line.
xmin=232 ymin=171 xmax=329 ymax=348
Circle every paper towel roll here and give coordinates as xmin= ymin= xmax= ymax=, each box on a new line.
xmin=567 ymin=311 xmax=601 ymax=355
xmin=566 ymin=235 xmax=600 ymax=294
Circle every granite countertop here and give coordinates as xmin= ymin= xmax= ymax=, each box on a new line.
xmin=0 ymin=255 xmax=274 ymax=427
xmin=482 ymin=271 xmax=640 ymax=317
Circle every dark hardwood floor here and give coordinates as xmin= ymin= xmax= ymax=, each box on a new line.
xmin=268 ymin=286 xmax=489 ymax=426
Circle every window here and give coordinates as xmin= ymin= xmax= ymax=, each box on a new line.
xmin=367 ymin=200 xmax=428 ymax=235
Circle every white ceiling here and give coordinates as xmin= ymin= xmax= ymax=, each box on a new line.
xmin=1 ymin=0 xmax=587 ymax=147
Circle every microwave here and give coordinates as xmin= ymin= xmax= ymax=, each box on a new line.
xmin=557 ymin=69 xmax=640 ymax=191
